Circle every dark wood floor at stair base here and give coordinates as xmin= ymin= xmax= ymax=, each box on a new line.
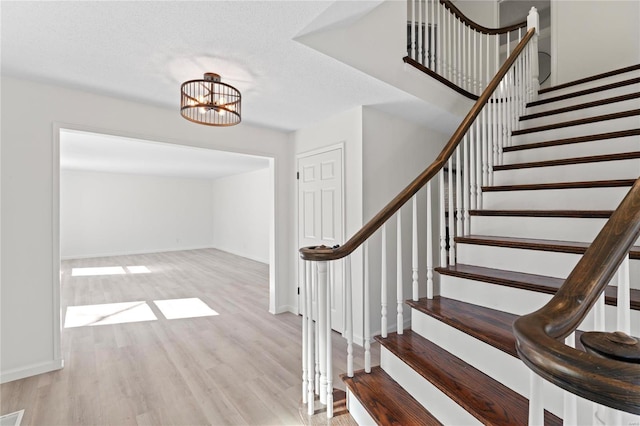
xmin=538 ymin=64 xmax=640 ymax=95
xmin=503 ymin=129 xmax=640 ymax=153
xmin=376 ymin=331 xmax=562 ymax=426
xmin=520 ymin=92 xmax=640 ymax=121
xmin=528 ymin=76 xmax=640 ymax=107
xmin=456 ymin=234 xmax=640 ymax=259
xmin=469 ymin=209 xmax=612 ymax=218
xmin=341 ymin=366 xmax=442 ymax=426
xmin=435 ymin=263 xmax=640 ymax=311
xmin=482 ymin=179 xmax=636 ymax=192
xmin=494 ymin=151 xmax=640 ymax=171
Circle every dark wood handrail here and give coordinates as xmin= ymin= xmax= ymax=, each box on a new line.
xmin=299 ymin=28 xmax=535 ymax=262
xmin=439 ymin=0 xmax=527 ymax=35
xmin=513 ymin=178 xmax=640 ymax=414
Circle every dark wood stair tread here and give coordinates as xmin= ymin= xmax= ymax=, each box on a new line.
xmin=521 ymin=92 xmax=640 ymax=121
xmin=494 ymin=151 xmax=640 ymax=171
xmin=483 ymin=179 xmax=636 ymax=192
xmin=435 ymin=263 xmax=640 ymax=310
xmin=456 ymin=234 xmax=640 ymax=259
xmin=512 ymin=109 xmax=640 ymax=136
xmin=503 ymin=129 xmax=640 ymax=153
xmin=528 ymin=76 xmax=640 ymax=107
xmin=469 ymin=209 xmax=612 ymax=218
xmin=342 ymin=366 xmax=442 ymax=426
xmin=539 ymin=64 xmax=640 ymax=95
xmin=376 ymin=330 xmax=562 ymax=426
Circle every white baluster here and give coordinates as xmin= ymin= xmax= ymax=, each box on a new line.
xmin=457 ymin=18 xmax=462 ymax=87
xmin=617 ymin=254 xmax=631 ymax=334
xmin=456 ymin=147 xmax=462 ymax=238
xmin=344 ymin=256 xmax=354 ymax=377
xmin=323 ymin=261 xmax=333 ymax=418
xmin=478 ymin=108 xmax=486 ymax=208
xmin=448 ymin=159 xmax=456 ymax=265
xmin=396 ymin=212 xmax=404 ymax=334
xmin=430 ymin=0 xmax=436 ymax=70
xmin=527 ymin=7 xmax=540 ymax=99
xmin=409 ymin=0 xmax=415 ymax=60
xmin=302 ymin=261 xmax=308 ymax=404
xmin=317 ymin=261 xmax=327 ymax=405
xmin=470 ymin=120 xmax=477 ymax=211
xmin=529 ymin=371 xmax=544 ymax=426
xmin=507 ymin=29 xmax=511 ymax=58
xmin=412 ymin=195 xmax=419 ymax=300
xmin=592 ymin=293 xmax=605 ymax=424
xmin=463 ymin=134 xmax=470 ymax=235
xmin=563 ymin=333 xmax=578 ymax=426
xmin=439 ymin=169 xmax=447 ymax=266
xmin=306 ymin=261 xmax=315 ymax=415
xmin=364 ymin=242 xmax=371 ymax=373
xmin=381 ymin=224 xmax=388 ymax=338
xmin=436 ymin=0 xmax=442 ymax=74
xmin=486 ymin=32 xmax=490 ymax=95
xmin=473 ymin=29 xmax=478 ymax=94
xmin=426 ymin=181 xmax=434 ymax=299
xmin=417 ymin=0 xmax=423 ymax=64
xmin=314 ymin=263 xmax=320 ymax=395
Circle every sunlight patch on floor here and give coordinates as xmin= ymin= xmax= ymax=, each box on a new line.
xmin=64 ymin=301 xmax=157 ymax=328
xmin=153 ymin=298 xmax=219 ymax=319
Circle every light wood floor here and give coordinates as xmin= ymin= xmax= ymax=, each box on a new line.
xmin=0 ymin=249 xmax=378 ymax=425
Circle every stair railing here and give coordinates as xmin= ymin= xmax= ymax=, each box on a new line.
xmin=513 ymin=178 xmax=640 ymax=421
xmin=406 ymin=0 xmax=532 ymax=97
xmin=299 ymin=7 xmax=540 ymax=418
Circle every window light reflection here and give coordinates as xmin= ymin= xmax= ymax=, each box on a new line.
xmin=64 ymin=301 xmax=157 ymax=328
xmin=153 ymin=298 xmax=219 ymax=320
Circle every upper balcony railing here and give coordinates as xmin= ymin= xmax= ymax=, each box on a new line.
xmin=407 ymin=0 xmax=531 ymax=98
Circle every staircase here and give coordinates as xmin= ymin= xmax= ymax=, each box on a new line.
xmin=342 ymin=65 xmax=640 ymax=425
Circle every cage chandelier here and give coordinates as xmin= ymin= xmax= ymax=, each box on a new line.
xmin=180 ymin=73 xmax=241 ymax=126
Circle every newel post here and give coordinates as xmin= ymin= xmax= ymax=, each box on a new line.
xmin=527 ymin=7 xmax=540 ymax=100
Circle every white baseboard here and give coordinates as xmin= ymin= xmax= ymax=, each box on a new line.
xmin=1 ymin=358 xmax=64 ymax=384
xmin=211 ymin=246 xmax=269 ymax=264
xmin=275 ymin=304 xmax=297 ymax=315
xmin=61 ymin=245 xmax=216 ymax=260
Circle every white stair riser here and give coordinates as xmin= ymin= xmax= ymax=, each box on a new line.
xmin=529 ymin=82 xmax=640 ymax=114
xmin=511 ymin=116 xmax=640 ymax=145
xmin=410 ymin=310 xmax=565 ymax=419
xmin=536 ymin=71 xmax=640 ymax=102
xmin=492 ymin=159 xmax=640 ymax=185
xmin=503 ymin=135 xmax=640 ymax=164
xmin=519 ymin=97 xmax=640 ymax=130
xmin=438 ymin=275 xmax=640 ymax=336
xmin=346 ymin=391 xmax=378 ymax=426
xmin=482 ymin=187 xmax=629 ymax=210
xmin=456 ymin=243 xmax=640 ymax=287
xmin=470 ymin=216 xmax=608 ymax=243
xmin=380 ymin=347 xmax=480 ymax=425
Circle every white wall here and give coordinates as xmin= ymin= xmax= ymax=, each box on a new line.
xmin=1 ymin=76 xmax=294 ymax=383
xmin=453 ymin=0 xmax=499 ymax=28
xmin=61 ymin=170 xmax=214 ymax=259
xmin=212 ymin=168 xmax=271 ymax=264
xmin=362 ymin=107 xmax=448 ymax=336
xmin=551 ymin=0 xmax=640 ymax=85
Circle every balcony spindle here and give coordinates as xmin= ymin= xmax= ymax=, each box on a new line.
xmin=617 ymin=254 xmax=631 ymax=334
xmin=456 ymin=147 xmax=462 ymax=237
xmin=463 ymin=134 xmax=470 ymax=235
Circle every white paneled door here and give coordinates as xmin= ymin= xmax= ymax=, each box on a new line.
xmin=298 ymin=146 xmax=344 ymax=332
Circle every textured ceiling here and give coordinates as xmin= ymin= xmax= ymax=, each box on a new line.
xmin=1 ymin=0 xmax=419 ymax=132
